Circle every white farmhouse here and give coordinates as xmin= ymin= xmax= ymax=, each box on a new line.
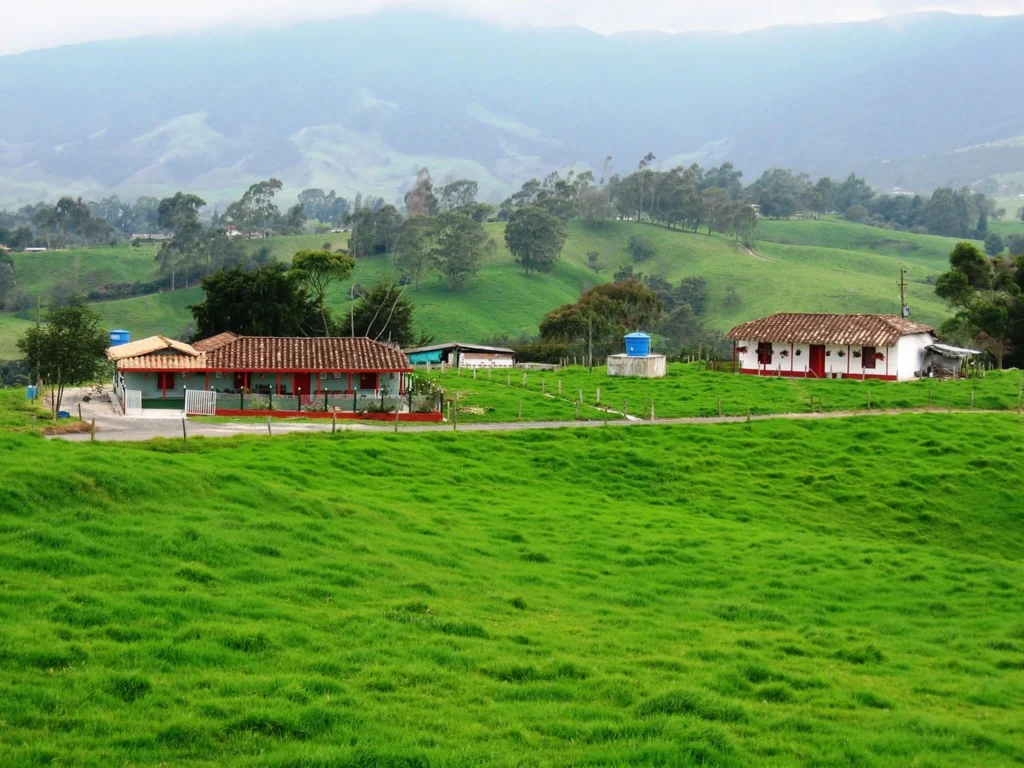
xmin=727 ymin=313 xmax=936 ymax=381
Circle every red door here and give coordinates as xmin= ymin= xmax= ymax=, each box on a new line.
xmin=808 ymin=345 xmax=826 ymax=378
xmin=293 ymin=373 xmax=311 ymax=400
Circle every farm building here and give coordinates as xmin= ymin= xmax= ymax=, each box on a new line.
xmin=727 ymin=313 xmax=937 ymax=381
xmin=404 ymin=341 xmax=515 ymax=369
xmin=106 ymin=333 xmax=439 ymax=419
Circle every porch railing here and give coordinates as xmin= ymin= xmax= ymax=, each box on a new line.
xmin=222 ymin=390 xmax=442 ymax=414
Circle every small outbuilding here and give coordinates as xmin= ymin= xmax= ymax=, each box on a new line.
xmin=607 ymin=332 xmax=667 ymax=378
xmin=404 ymin=342 xmax=515 ymax=369
xmin=727 ymin=313 xmax=936 ymax=381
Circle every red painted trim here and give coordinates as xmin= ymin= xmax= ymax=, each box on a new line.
xmin=740 ymin=368 xmax=896 ymax=381
xmin=847 ymin=345 xmax=851 ymax=376
xmin=790 ymin=342 xmax=794 ymax=373
xmin=213 ymin=409 xmax=443 ymax=422
xmin=118 ymin=367 xmax=414 ymax=374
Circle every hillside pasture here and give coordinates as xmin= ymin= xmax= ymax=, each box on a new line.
xmin=0 ymin=218 xmax=987 ymax=357
xmin=430 ymin=364 xmax=1024 ymax=422
xmin=0 ymin=416 xmax=1021 ymax=766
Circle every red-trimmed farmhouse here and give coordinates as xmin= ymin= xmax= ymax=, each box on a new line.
xmin=727 ymin=313 xmax=937 ymax=381
xmin=107 ymin=333 xmax=440 ymax=418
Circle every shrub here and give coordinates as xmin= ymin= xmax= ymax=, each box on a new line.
xmin=844 ymin=205 xmax=869 ymax=222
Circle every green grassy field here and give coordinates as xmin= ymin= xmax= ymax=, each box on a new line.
xmin=0 ymin=218 xmax=986 ymax=359
xmin=432 ymin=364 xmax=1024 ymax=421
xmin=0 ymin=415 xmax=1022 ymax=766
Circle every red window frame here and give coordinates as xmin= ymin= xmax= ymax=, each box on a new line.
xmin=359 ymin=372 xmax=378 ymax=391
xmin=157 ymin=372 xmax=175 ymax=390
xmin=756 ymin=342 xmax=774 ymax=366
xmin=862 ymin=346 xmax=877 ymax=370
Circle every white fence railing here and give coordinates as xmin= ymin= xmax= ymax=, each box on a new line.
xmin=184 ymin=389 xmax=217 ymax=416
xmin=123 ymin=389 xmax=142 ymax=415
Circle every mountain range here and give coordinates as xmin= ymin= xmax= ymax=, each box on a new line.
xmin=1 ymin=11 xmax=1023 ymax=207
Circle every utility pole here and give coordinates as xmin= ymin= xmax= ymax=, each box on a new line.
xmin=350 ymin=283 xmax=355 ymax=337
xmin=898 ymin=267 xmax=909 ymax=317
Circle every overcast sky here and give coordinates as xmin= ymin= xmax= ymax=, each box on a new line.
xmin=2 ymin=0 xmax=1023 ymax=56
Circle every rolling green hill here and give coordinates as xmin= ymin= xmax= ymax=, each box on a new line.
xmin=0 ymin=415 xmax=1022 ymax=765
xmin=0 ymin=219 xmax=977 ymax=358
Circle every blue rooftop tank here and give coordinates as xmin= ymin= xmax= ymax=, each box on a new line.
xmin=109 ymin=330 xmax=131 ymax=347
xmin=625 ymin=332 xmax=651 ymax=357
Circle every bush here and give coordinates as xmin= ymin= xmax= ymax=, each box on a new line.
xmin=627 ymin=234 xmax=656 ymax=262
xmin=844 ymin=205 xmax=868 ymax=223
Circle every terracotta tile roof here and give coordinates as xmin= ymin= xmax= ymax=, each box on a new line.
xmin=207 ymin=336 xmax=411 ymax=371
xmin=727 ymin=313 xmax=934 ymax=347
xmin=192 ymin=331 xmax=241 ymax=352
xmin=115 ymin=353 xmax=211 ymax=371
xmin=116 ymin=335 xmax=411 ymax=371
xmin=107 ymin=335 xmax=200 ymax=361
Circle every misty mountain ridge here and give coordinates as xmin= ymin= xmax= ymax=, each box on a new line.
xmin=1 ymin=10 xmax=1023 ymax=207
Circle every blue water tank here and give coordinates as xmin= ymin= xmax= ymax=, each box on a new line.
xmin=625 ymin=332 xmax=651 ymax=357
xmin=109 ymin=330 xmax=131 ymax=346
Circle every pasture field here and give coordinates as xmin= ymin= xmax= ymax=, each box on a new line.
xmin=0 ymin=218 xmax=980 ymax=356
xmin=0 ymin=415 xmax=1023 ymax=766
xmin=431 ymin=364 xmax=1024 ymax=422
xmin=0 ymin=314 xmax=33 ymax=359
xmin=0 ymin=387 xmax=54 ymax=432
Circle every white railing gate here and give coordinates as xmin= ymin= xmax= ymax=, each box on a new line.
xmin=184 ymin=389 xmax=217 ymax=416
xmin=123 ymin=389 xmax=143 ymax=415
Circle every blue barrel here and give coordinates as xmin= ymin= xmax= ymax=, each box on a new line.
xmin=625 ymin=332 xmax=651 ymax=357
xmin=26 ymin=385 xmax=37 ymax=400
xmin=109 ymin=330 xmax=131 ymax=346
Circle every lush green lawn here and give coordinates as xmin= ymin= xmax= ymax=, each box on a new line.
xmin=1 ymin=218 xmax=980 ymax=355
xmin=0 ymin=387 xmax=52 ymax=432
xmin=0 ymin=314 xmax=33 ymax=359
xmin=432 ymin=364 xmax=1024 ymax=421
xmin=0 ymin=415 xmax=1022 ymax=766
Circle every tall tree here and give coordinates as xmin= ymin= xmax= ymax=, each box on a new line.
xmin=430 ymin=212 xmax=493 ymax=289
xmin=404 ymin=168 xmax=438 ymax=217
xmin=291 ymin=249 xmax=355 ymax=336
xmin=505 ymin=206 xmax=566 ymax=274
xmin=17 ymin=297 xmax=108 ymax=417
xmin=226 ymin=178 xmax=283 ymax=235
xmin=935 ymin=241 xmax=1020 ymax=368
xmin=391 ymin=216 xmax=435 ymax=288
xmin=189 ymin=264 xmax=319 ymax=338
xmin=346 ymin=280 xmax=428 ymax=345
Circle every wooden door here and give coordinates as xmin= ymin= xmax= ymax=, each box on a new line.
xmin=293 ymin=373 xmax=311 ymax=399
xmin=809 ymin=345 xmax=825 ymax=378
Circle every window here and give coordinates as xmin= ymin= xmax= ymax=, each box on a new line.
xmin=862 ymin=346 xmax=877 ymax=369
xmin=756 ymin=342 xmax=774 ymax=366
xmin=359 ymin=372 xmax=378 ymax=391
xmin=157 ymin=372 xmax=175 ymax=391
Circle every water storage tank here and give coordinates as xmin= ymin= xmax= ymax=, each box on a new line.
xmin=625 ymin=332 xmax=651 ymax=357
xmin=109 ymin=330 xmax=131 ymax=347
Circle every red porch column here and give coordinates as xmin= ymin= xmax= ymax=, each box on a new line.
xmin=276 ymin=373 xmax=281 ymax=395
xmin=847 ymin=345 xmax=851 ymax=377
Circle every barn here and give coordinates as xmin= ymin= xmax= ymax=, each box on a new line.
xmin=727 ymin=313 xmax=937 ymax=381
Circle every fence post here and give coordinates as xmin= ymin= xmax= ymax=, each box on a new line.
xmin=522 ymin=372 xmax=527 ymax=388
xmin=473 ymin=368 xmax=477 ymax=379
xmin=650 ymin=400 xmax=655 ymax=420
xmin=332 ymin=411 xmax=337 ymax=433
xmin=90 ymin=418 xmax=96 ymax=442
xmin=267 ymin=416 xmax=272 ymax=437
xmin=518 ymin=400 xmax=523 ymax=419
xmin=579 ymin=388 xmax=583 ymax=404
xmin=352 ymin=389 xmax=357 ymax=413
xmin=240 ymin=391 xmax=244 ymax=410
xmin=181 ymin=416 xmax=187 ymax=442
xmin=970 ymin=388 xmax=974 ymax=409
xmin=558 ymin=380 xmax=562 ymax=396
xmin=541 ymin=380 xmax=545 ymax=395
xmin=77 ymin=403 xmax=82 ymax=422
xmin=623 ymin=399 xmax=628 ymax=419
xmin=394 ymin=408 xmax=400 ymax=433
xmin=596 ymin=387 xmax=601 ymax=405
xmin=507 ymin=372 xmax=511 ymax=387
xmin=717 ymin=396 xmax=722 ymax=417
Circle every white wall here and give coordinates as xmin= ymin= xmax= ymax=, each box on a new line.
xmin=896 ymin=334 xmax=933 ymax=381
xmin=735 ymin=339 xmax=897 ymax=378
